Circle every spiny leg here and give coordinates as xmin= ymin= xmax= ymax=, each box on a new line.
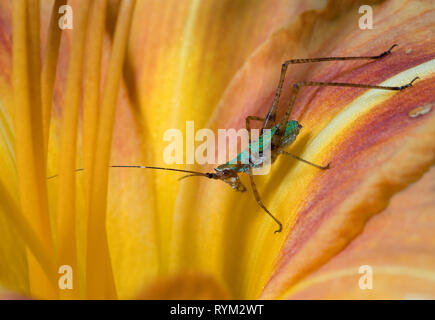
xmin=262 ymin=44 xmax=399 ymax=131
xmin=245 ymin=116 xmax=264 ymax=144
xmin=277 ymin=77 xmax=419 ymax=146
xmin=279 ymin=150 xmax=329 ymax=170
xmin=248 ymin=168 xmax=282 ymax=233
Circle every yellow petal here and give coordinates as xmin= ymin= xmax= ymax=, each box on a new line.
xmin=86 ymin=0 xmax=136 ymax=299
xmin=1 ymin=0 xmax=434 ymax=301
xmin=124 ymin=0 xmax=327 ymax=275
xmin=108 ymin=0 xmax=327 ymax=298
xmin=56 ymin=0 xmax=90 ymax=299
xmin=137 ymin=271 xmax=230 ymax=300
xmin=12 ymin=0 xmax=56 ymax=298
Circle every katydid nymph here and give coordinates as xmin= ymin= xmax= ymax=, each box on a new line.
xmin=51 ymin=44 xmax=419 ymax=233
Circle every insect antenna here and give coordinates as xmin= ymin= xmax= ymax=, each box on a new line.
xmin=111 ymin=165 xmax=211 ymax=179
xmin=178 ymin=173 xmax=211 ymax=181
xmin=47 ymin=165 xmax=212 ymax=179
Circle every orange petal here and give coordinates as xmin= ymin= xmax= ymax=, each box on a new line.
xmin=1 ymin=0 xmax=434 ymax=301
xmin=122 ymin=0 xmax=327 ymax=272
xmin=172 ymin=0 xmax=434 ymax=299
xmin=257 ymin=0 xmax=435 ymax=299
xmin=285 ymin=166 xmax=435 ymax=299
xmin=108 ymin=0 xmax=327 ymax=297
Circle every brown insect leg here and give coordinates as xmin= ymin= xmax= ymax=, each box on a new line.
xmin=248 ymin=168 xmax=282 ymax=233
xmin=277 ymin=77 xmax=419 ymax=146
xmin=245 ymin=116 xmax=265 ymax=144
xmin=279 ymin=151 xmax=330 ymax=170
xmin=262 ymin=44 xmax=400 ymax=131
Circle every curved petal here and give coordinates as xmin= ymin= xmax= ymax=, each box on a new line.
xmin=1 ymin=0 xmax=434 ymax=301
xmin=285 ymin=166 xmax=435 ymax=299
xmin=257 ymin=0 xmax=435 ymax=299
xmin=165 ymin=0 xmax=434 ymax=299
xmin=112 ymin=0 xmax=326 ymax=295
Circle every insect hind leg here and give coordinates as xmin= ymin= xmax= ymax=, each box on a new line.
xmin=262 ymin=44 xmax=400 ymax=131
xmin=245 ymin=116 xmax=265 ymax=144
xmin=277 ymin=77 xmax=419 ymax=147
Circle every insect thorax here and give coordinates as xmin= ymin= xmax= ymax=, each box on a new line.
xmin=280 ymin=120 xmax=302 ymax=149
xmin=215 ymin=120 xmax=302 ymax=172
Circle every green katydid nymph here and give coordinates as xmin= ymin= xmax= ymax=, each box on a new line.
xmin=50 ymin=44 xmax=419 ymax=233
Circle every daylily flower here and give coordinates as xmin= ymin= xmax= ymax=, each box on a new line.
xmin=0 ymin=0 xmax=434 ymax=300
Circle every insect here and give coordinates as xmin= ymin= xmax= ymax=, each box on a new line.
xmin=51 ymin=44 xmax=419 ymax=233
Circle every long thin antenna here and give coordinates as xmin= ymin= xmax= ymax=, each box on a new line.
xmin=110 ymin=165 xmax=210 ymax=176
xmin=47 ymin=165 xmax=210 ymax=179
xmin=178 ymin=173 xmax=209 ymax=181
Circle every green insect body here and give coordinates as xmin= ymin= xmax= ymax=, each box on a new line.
xmin=216 ymin=120 xmax=302 ymax=174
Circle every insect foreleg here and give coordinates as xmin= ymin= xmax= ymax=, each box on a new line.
xmin=247 ymin=168 xmax=282 ymax=233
